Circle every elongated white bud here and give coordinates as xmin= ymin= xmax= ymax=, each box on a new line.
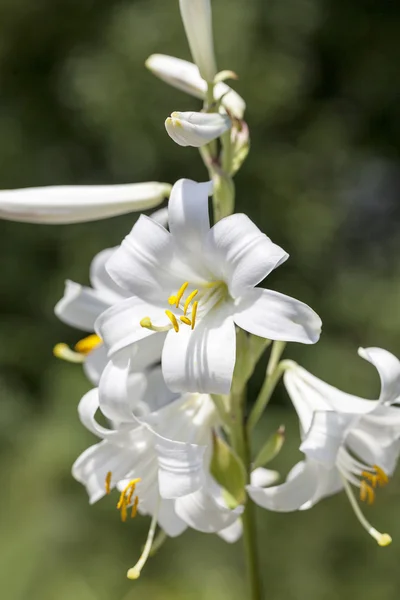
xmin=179 ymin=0 xmax=217 ymax=82
xmin=0 ymin=182 xmax=171 ymax=224
xmin=145 ymin=54 xmax=245 ymax=119
xmin=165 ymin=111 xmax=231 ymax=147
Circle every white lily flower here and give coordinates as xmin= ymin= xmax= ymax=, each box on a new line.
xmin=53 ymin=210 xmax=168 ymax=384
xmin=145 ymin=54 xmax=246 ymax=119
xmin=165 ymin=111 xmax=231 ymax=147
xmin=0 ymin=182 xmax=171 ymax=224
xmin=247 ymin=347 xmax=400 ymax=546
xmin=179 ymin=0 xmax=217 ymax=82
xmin=97 ymin=178 xmax=321 ymax=395
xmin=73 ymin=364 xmax=251 ymax=577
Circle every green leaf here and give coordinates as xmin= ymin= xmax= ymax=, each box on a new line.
xmin=253 ymin=426 xmax=285 ymax=470
xmin=210 ymin=432 xmax=246 ymax=505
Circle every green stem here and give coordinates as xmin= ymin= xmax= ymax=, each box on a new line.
xmin=247 ymin=341 xmax=287 ymax=433
xmin=230 ymin=390 xmax=263 ymax=600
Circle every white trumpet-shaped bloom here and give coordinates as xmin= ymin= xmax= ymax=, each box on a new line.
xmin=145 ymin=54 xmax=245 ymax=119
xmin=247 ymin=347 xmax=400 ymax=546
xmin=165 ymin=111 xmax=231 ymax=147
xmin=179 ymin=0 xmax=217 ymax=82
xmin=72 ymin=363 xmax=245 ymax=548
xmin=97 ymin=178 xmax=321 ymax=395
xmin=0 ymin=182 xmax=170 ymax=224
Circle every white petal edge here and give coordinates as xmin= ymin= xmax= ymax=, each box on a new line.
xmin=55 ymin=280 xmax=111 ymax=331
xmin=358 ymin=346 xmax=400 ymax=404
xmin=233 ymin=288 xmax=322 ymax=344
xmin=204 ymin=213 xmax=288 ymax=298
xmin=246 ymin=460 xmax=319 ymax=512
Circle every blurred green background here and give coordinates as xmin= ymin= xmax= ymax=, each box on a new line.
xmin=1 ymin=0 xmax=400 ymax=598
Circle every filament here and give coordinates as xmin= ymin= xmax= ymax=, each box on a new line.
xmin=127 ymin=501 xmax=159 ymax=580
xmin=341 ymin=475 xmax=392 ymax=547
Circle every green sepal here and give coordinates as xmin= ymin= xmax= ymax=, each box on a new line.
xmin=253 ymin=426 xmax=285 ymax=470
xmin=210 ymin=431 xmax=246 ymax=505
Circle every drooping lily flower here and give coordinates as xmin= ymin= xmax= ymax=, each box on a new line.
xmin=179 ymin=0 xmax=217 ymax=82
xmin=97 ymin=178 xmax=321 ymax=395
xmin=0 ymin=182 xmax=171 ymax=224
xmin=72 ymin=363 xmax=249 ymax=578
xmin=145 ymin=54 xmax=246 ymax=119
xmin=247 ymin=347 xmax=400 ymax=546
xmin=165 ymin=111 xmax=231 ymax=147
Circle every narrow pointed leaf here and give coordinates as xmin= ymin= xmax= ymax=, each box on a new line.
xmin=253 ymin=426 xmax=285 ymax=469
xmin=210 ymin=432 xmax=246 ymax=504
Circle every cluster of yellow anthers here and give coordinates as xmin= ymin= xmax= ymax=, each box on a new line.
xmin=53 ymin=333 xmax=102 ymax=363
xmin=359 ymin=465 xmax=389 ymax=505
xmin=140 ymin=281 xmax=199 ymax=334
xmin=105 ymin=472 xmax=141 ymax=522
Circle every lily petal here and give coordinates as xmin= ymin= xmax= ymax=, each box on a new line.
xmin=89 ymin=247 xmax=128 ymax=302
xmin=98 ymin=351 xmax=142 ymax=422
xmin=168 ymin=178 xmax=212 ymax=258
xmin=246 ymin=460 xmax=319 ymax=512
xmin=218 ymin=519 xmax=243 ymax=543
xmin=105 ymin=215 xmax=181 ymax=303
xmin=300 ymin=411 xmax=359 ymax=468
xmin=174 ymin=483 xmax=244 ymax=533
xmin=83 ymin=344 xmax=109 ymax=385
xmin=250 ymin=467 xmax=280 ymax=488
xmin=233 ymin=288 xmax=321 ymax=344
xmin=72 ymin=440 xmax=136 ymax=504
xmin=166 ymin=111 xmax=230 ymax=147
xmin=0 ymin=182 xmax=171 ymax=224
xmin=161 ymin=304 xmax=236 ymax=394
xmin=155 ymin=436 xmax=207 ymax=499
xmin=96 ymin=295 xmax=165 ymax=356
xmin=145 ymin=54 xmax=246 ymax=118
xmin=359 ymin=346 xmax=400 ymax=404
xmin=205 ymin=213 xmax=288 ymax=298
xmin=55 ymin=280 xmax=110 ymax=331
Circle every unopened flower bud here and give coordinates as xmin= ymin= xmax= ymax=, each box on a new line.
xmin=165 ymin=111 xmax=231 ymax=147
xmin=179 ymin=0 xmax=217 ymax=82
xmin=145 ymin=54 xmax=246 ymax=119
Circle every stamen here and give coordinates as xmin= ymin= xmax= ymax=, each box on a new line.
xmin=341 ymin=475 xmax=392 ymax=547
xmin=374 ymin=465 xmax=389 ymax=486
xmin=53 ymin=343 xmax=85 ymax=363
xmin=131 ymin=495 xmax=139 ymax=518
xmin=180 ymin=316 xmax=192 ymax=326
xmin=191 ymin=301 xmax=198 ymax=330
xmin=360 ymin=480 xmax=375 ymax=504
xmin=168 ymin=295 xmax=177 ymax=305
xmin=183 ymin=289 xmax=198 ymax=314
xmin=127 ymin=501 xmax=159 ymax=580
xmin=361 ymin=471 xmax=378 ymax=488
xmin=105 ymin=471 xmax=112 ymax=495
xmin=165 ymin=310 xmax=180 ymax=332
xmin=140 ymin=317 xmax=172 ymax=332
xmin=74 ymin=334 xmax=102 ymax=355
xmin=117 ymin=478 xmax=141 ymax=522
xmin=175 ymin=281 xmax=189 ymax=308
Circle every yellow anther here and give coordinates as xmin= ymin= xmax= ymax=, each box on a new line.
xmin=360 ymin=480 xmax=375 ymax=505
xmin=165 ymin=310 xmax=180 ymax=332
xmin=180 ymin=316 xmax=192 ymax=326
xmin=183 ymin=289 xmax=198 ymax=315
xmin=191 ymin=301 xmax=198 ymax=330
xmin=373 ymin=465 xmax=389 ymax=486
xmin=131 ymin=495 xmax=139 ymax=518
xmin=175 ymin=281 xmax=189 ymax=307
xmin=74 ymin=334 xmax=102 ymax=355
xmin=116 ymin=478 xmax=141 ymax=522
xmin=362 ymin=470 xmax=378 ymax=488
xmin=105 ymin=471 xmax=112 ymax=495
xmin=168 ymin=295 xmax=177 ymax=305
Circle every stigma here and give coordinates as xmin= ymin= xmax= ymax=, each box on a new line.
xmin=53 ymin=333 xmax=102 ymax=363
